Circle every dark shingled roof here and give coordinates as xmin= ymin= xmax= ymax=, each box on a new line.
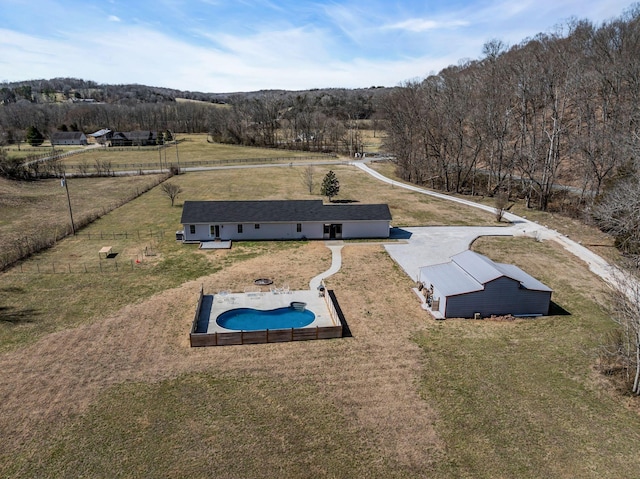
xmin=51 ymin=131 xmax=85 ymax=140
xmin=181 ymin=200 xmax=392 ymax=224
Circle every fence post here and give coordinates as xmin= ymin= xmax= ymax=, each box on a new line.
xmin=53 ymin=262 xmax=56 ymax=274
xmin=68 ymin=263 xmax=71 ymax=273
xmin=37 ymin=263 xmax=40 ymax=273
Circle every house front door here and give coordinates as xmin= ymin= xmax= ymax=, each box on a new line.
xmin=210 ymin=225 xmax=220 ymax=239
xmin=323 ymin=224 xmax=342 ymax=239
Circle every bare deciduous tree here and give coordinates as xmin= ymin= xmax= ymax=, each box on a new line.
xmin=161 ymin=182 xmax=183 ymax=207
xmin=600 ymin=266 xmax=640 ymax=395
xmin=494 ymin=193 xmax=510 ymax=222
xmin=300 ymin=165 xmax=315 ymax=194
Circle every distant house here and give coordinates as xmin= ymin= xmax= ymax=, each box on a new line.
xmin=51 ymin=131 xmax=87 ymax=146
xmin=110 ymin=131 xmax=157 ymax=147
xmin=180 ymin=200 xmax=392 ymax=242
xmin=88 ymin=128 xmax=112 ymax=144
xmin=418 ymin=250 xmax=552 ymax=319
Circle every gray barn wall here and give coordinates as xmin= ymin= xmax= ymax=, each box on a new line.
xmin=445 ymin=277 xmax=551 ymax=318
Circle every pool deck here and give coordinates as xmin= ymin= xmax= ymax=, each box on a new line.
xmin=200 ymin=290 xmax=336 ymax=334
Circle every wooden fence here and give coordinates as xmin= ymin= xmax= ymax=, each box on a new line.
xmin=189 ymin=289 xmax=344 ymax=347
xmin=73 ymin=229 xmax=165 ymax=240
xmin=11 ymin=259 xmax=139 ymax=274
xmin=64 ymin=155 xmax=339 ymax=173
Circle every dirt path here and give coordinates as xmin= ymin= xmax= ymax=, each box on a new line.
xmin=0 ymin=242 xmax=440 ymax=471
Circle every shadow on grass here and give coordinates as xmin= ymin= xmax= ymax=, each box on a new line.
xmin=330 ymin=199 xmax=360 ymax=204
xmin=106 ymin=252 xmax=119 ymax=259
xmin=548 ymin=300 xmax=571 ymax=316
xmin=328 ymin=290 xmax=352 ymax=338
xmin=0 ymin=305 xmax=40 ymax=325
xmin=194 ymin=295 xmax=213 ymax=333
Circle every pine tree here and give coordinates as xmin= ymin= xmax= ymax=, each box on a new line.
xmin=320 ymin=170 xmax=340 ymax=202
xmin=25 ymin=126 xmax=44 ymax=146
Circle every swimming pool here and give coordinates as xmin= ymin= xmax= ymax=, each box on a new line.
xmin=216 ymin=306 xmax=315 ymax=331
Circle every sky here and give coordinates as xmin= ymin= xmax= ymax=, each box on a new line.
xmin=0 ymin=0 xmax=635 ymax=93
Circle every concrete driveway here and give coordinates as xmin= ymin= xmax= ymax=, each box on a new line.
xmin=385 ymin=226 xmax=517 ymax=281
xmin=352 ymin=162 xmax=621 ymax=291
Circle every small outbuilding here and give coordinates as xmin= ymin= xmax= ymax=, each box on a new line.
xmin=418 ymin=250 xmax=552 ymax=318
xmin=180 ymin=200 xmax=391 ymax=241
xmin=51 ymin=131 xmax=87 ymax=146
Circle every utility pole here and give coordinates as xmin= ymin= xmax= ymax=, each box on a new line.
xmin=174 ymin=132 xmax=180 ymax=172
xmin=61 ymin=171 xmax=76 ymax=235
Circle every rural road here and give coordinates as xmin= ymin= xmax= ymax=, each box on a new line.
xmin=351 ymin=161 xmax=619 ymax=289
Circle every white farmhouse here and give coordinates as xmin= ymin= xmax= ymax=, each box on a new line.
xmin=180 ymin=200 xmax=391 ymax=242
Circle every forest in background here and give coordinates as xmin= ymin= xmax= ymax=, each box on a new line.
xmin=2 ymin=5 xmax=640 ymax=255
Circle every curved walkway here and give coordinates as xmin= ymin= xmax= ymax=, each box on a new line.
xmin=309 ymin=242 xmax=344 ymax=290
xmin=352 ymin=161 xmax=618 ymax=289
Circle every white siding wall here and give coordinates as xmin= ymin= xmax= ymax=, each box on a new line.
xmin=432 ymin=285 xmax=447 ymax=316
xmin=341 ymin=221 xmax=389 ymax=239
xmin=182 ymin=221 xmax=388 ymax=241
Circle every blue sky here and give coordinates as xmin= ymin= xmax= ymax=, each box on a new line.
xmin=0 ymin=0 xmax=634 ymax=92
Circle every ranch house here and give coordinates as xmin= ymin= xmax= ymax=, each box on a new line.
xmin=419 ymin=250 xmax=552 ymax=319
xmin=51 ymin=131 xmax=88 ymax=146
xmin=180 ymin=200 xmax=392 ymax=242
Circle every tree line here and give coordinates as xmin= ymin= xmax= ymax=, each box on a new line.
xmin=383 ymin=6 xmax=640 ymax=214
xmin=207 ymin=89 xmax=385 ymax=154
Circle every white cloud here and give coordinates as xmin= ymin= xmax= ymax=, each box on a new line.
xmin=107 ymin=15 xmax=121 ymax=22
xmin=384 ymin=18 xmax=469 ymax=32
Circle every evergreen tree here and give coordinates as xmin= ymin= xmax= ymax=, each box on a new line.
xmin=25 ymin=126 xmax=44 ymax=146
xmin=320 ymin=170 xmax=340 ymax=202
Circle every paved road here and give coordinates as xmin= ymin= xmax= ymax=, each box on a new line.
xmin=352 ymin=161 xmax=620 ymax=290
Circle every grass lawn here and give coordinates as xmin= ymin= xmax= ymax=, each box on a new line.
xmin=414 ymin=236 xmax=640 ymax=478
xmin=58 ymin=134 xmax=335 ymax=172
xmin=3 ymin=143 xmax=82 ymax=159
xmin=0 ymin=164 xmax=498 ymax=351
xmin=2 ymin=162 xmax=639 ymax=477
xmin=0 ymin=174 xmax=167 ymax=269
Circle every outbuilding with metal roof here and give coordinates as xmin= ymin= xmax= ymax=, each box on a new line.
xmin=418 ymin=250 xmax=552 ymax=318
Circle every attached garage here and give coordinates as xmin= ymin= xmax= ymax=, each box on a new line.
xmin=418 ymin=250 xmax=552 ymax=319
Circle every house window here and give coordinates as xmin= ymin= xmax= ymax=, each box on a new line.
xmin=296 ymin=223 xmax=302 ymax=233
xmin=324 ymin=224 xmax=330 ymax=235
xmin=255 ymin=224 xmax=260 ymax=229
xmin=189 ymin=225 xmax=195 ymax=234
xmin=238 ymin=224 xmax=243 ymax=234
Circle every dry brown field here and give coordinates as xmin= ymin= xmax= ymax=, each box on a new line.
xmin=1 ymin=161 xmax=639 ymax=477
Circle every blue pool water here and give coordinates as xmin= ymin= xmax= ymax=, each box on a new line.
xmin=216 ymin=307 xmax=315 ymax=331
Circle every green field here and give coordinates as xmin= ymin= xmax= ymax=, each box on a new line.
xmin=59 ymin=134 xmax=337 ymax=172
xmin=1 ymin=161 xmax=639 ymax=478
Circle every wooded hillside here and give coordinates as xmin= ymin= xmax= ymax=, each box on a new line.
xmin=384 ymin=6 xmax=640 ymax=212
